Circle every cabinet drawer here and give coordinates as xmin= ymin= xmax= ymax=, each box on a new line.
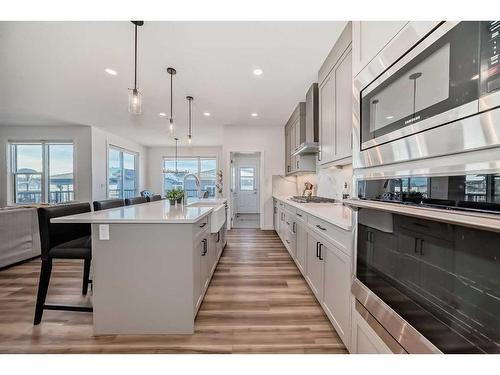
xmin=294 ymin=208 xmax=308 ymax=223
xmin=193 ymin=216 xmax=209 ymax=238
xmin=308 ymin=215 xmax=352 ymax=254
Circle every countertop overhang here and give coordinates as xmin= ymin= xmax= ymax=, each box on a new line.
xmin=51 ymin=198 xmax=227 ymax=224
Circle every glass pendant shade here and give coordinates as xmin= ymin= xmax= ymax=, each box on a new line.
xmin=128 ymin=88 xmax=142 ymax=114
xmin=168 ymin=118 xmax=175 ymax=136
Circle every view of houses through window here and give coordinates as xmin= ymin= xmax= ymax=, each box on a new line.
xmin=108 ymin=146 xmax=137 ymax=199
xmin=163 ymin=157 xmax=217 ymax=198
xmin=11 ymin=142 xmax=74 ymax=204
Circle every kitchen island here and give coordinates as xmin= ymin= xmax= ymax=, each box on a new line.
xmin=52 ymin=198 xmax=227 ymax=335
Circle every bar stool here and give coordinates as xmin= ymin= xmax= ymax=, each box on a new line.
xmin=93 ymin=199 xmax=125 ymax=211
xmin=147 ymin=195 xmax=163 ymax=202
xmin=34 ymin=203 xmax=93 ymax=325
xmin=125 ymin=196 xmax=148 ymax=206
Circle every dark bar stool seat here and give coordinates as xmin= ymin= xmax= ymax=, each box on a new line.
xmin=147 ymin=194 xmax=163 ymax=202
xmin=93 ymin=199 xmax=125 ymax=211
xmin=125 ymin=196 xmax=148 ymax=206
xmin=34 ymin=203 xmax=93 ymax=325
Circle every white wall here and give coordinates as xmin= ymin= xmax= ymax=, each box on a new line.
xmin=91 ymin=127 xmax=148 ymax=201
xmin=147 ymin=146 xmax=222 ymax=196
xmin=222 ymin=125 xmax=284 ymax=230
xmin=0 ymin=125 xmax=93 ymax=206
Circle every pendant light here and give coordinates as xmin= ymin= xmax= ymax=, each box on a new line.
xmin=167 ymin=67 xmax=177 ymax=136
xmin=162 ymin=137 xmax=189 ymax=174
xmin=186 ymin=95 xmax=194 ymax=144
xmin=128 ymin=21 xmax=144 ymax=114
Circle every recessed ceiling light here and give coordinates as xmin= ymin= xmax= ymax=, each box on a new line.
xmin=251 ymin=113 xmax=258 ymax=117
xmin=203 ymin=112 xmax=211 ymax=117
xmin=159 ymin=112 xmax=167 ymax=117
xmin=105 ymin=68 xmax=117 ymax=76
xmin=253 ymin=68 xmax=263 ymax=76
xmin=386 ymin=115 xmax=394 ymax=119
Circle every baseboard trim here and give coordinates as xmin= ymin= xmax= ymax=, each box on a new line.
xmin=261 ymin=225 xmax=274 ymax=230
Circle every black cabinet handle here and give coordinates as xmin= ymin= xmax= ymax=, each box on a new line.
xmin=201 ymin=239 xmax=207 ymax=256
xmin=292 ymin=222 xmax=296 ymax=233
xmin=296 ymin=160 xmax=299 ymax=169
xmin=319 ymin=244 xmax=324 ymax=261
xmin=286 ymin=221 xmax=290 ymax=225
xmin=316 ymin=241 xmax=320 ymax=258
xmin=286 ymin=239 xmax=290 ymax=244
xmin=217 ymin=231 xmax=220 ymax=243
xmin=199 ymin=222 xmax=207 ymax=228
xmin=296 ymin=213 xmax=302 ymax=217
xmin=316 ymin=224 xmax=326 ymax=231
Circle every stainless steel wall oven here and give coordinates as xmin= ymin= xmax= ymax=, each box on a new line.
xmin=353 ymin=21 xmax=500 ymax=168
xmin=348 ymin=173 xmax=500 ymax=353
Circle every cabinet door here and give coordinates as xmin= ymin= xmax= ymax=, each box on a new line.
xmin=285 ymin=128 xmax=291 ymax=174
xmin=290 ymin=123 xmax=297 ymax=172
xmin=200 ymin=237 xmax=210 ymax=291
xmin=334 ymin=50 xmax=353 ymax=160
xmin=352 ymin=21 xmax=408 ymax=77
xmin=318 ymin=73 xmax=335 ymax=165
xmin=306 ymin=232 xmax=324 ymax=300
xmin=322 ymin=240 xmax=351 ymax=347
xmin=209 ymin=233 xmax=217 ymax=274
xmin=295 ymin=220 xmax=307 ymax=274
xmin=193 ymin=238 xmax=204 ymax=311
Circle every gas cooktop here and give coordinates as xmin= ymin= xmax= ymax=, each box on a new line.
xmin=289 ymin=196 xmax=338 ymax=204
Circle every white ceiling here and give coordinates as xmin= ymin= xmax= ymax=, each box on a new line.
xmin=0 ymin=21 xmax=347 ymax=146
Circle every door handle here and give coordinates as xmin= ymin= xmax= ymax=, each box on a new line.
xmin=201 ymin=239 xmax=207 ymax=256
xmin=316 ymin=224 xmax=326 ymax=231
xmin=292 ymin=222 xmax=296 ymax=233
xmin=318 ymin=243 xmax=324 ymax=261
xmin=199 ymin=222 xmax=207 ymax=228
xmin=316 ymin=241 xmax=320 ymax=258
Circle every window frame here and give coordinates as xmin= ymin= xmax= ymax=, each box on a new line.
xmin=239 ymin=166 xmax=256 ymax=191
xmin=107 ymin=144 xmax=139 ymax=199
xmin=162 ymin=156 xmax=218 ymax=197
xmin=10 ymin=141 xmax=76 ymax=205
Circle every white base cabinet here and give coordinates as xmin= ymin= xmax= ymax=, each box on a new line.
xmin=274 ymin=198 xmax=353 ymax=351
xmin=322 ymin=240 xmax=352 ymax=347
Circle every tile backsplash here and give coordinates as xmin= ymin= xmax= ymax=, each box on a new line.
xmin=273 ymin=164 xmax=353 ymax=200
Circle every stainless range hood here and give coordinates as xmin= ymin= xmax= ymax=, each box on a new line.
xmin=292 ymin=83 xmax=319 ymax=156
xmin=292 ymin=142 xmax=319 ymax=155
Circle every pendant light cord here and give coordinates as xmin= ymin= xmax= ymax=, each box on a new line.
xmin=170 ymin=73 xmax=173 ymax=119
xmin=134 ymin=23 xmax=138 ymax=90
xmin=188 ymin=98 xmax=192 ymax=136
xmin=175 ymin=138 xmax=178 ymax=173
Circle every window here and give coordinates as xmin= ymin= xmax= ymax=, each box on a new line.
xmin=11 ymin=142 xmax=74 ymax=204
xmin=239 ymin=167 xmax=255 ymax=191
xmin=108 ymin=146 xmax=137 ymax=199
xmin=163 ymin=157 xmax=217 ymax=198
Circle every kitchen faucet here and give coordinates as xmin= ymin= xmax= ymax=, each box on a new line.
xmin=183 ymin=173 xmax=201 ymax=200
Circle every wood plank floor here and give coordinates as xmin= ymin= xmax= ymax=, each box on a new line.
xmin=0 ymin=229 xmax=347 ymax=353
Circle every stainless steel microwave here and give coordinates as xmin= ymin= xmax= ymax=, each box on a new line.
xmin=353 ymin=21 xmax=500 ymax=168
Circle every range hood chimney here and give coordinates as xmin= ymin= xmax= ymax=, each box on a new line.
xmin=292 ymin=83 xmax=319 ymax=156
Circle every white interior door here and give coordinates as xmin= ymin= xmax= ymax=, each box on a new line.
xmin=236 ymin=161 xmax=259 ymax=214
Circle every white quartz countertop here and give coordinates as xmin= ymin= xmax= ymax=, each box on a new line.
xmin=273 ymin=195 xmax=353 ymax=231
xmin=51 ymin=198 xmax=227 ymax=224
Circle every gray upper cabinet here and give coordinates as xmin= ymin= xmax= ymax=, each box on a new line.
xmin=284 ymin=103 xmax=316 ymax=175
xmin=318 ymin=22 xmax=353 ymax=166
xmin=352 ymin=21 xmax=408 ymax=78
